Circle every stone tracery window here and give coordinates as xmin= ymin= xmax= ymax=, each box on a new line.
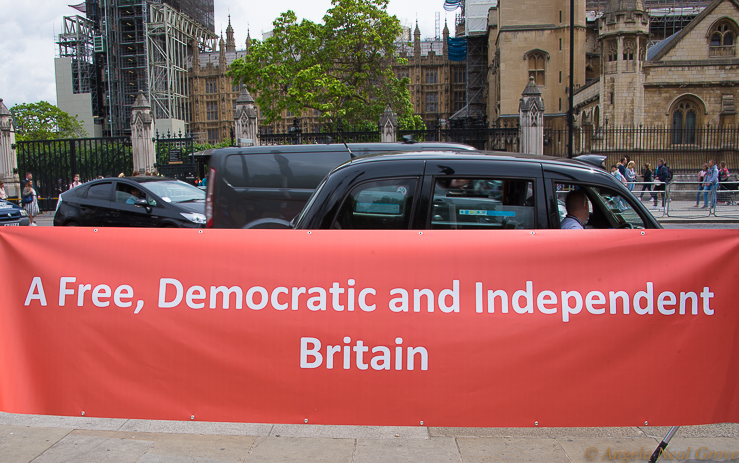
xmin=671 ymin=100 xmax=700 ymax=145
xmin=527 ymin=52 xmax=547 ymax=86
xmin=605 ymin=41 xmax=618 ymax=74
xmin=709 ymin=20 xmax=737 ymax=57
xmin=623 ymin=39 xmax=636 ymax=72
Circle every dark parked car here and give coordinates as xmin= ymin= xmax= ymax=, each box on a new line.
xmin=0 ymin=199 xmax=31 ymax=227
xmin=205 ymin=142 xmax=475 ymax=228
xmin=54 ymin=177 xmax=205 ymax=228
xmin=248 ymin=150 xmax=661 ymax=230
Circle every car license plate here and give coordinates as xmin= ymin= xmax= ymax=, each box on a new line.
xmin=3 ymin=223 xmax=19 ymax=226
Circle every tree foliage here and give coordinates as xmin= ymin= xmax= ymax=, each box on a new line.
xmin=228 ymin=0 xmax=423 ymax=131
xmin=10 ymin=101 xmax=88 ymax=142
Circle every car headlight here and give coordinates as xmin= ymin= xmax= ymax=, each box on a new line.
xmin=19 ymin=209 xmax=28 ymax=217
xmin=181 ymin=212 xmax=206 ymax=224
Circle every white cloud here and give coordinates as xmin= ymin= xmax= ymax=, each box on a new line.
xmin=0 ymin=0 xmax=458 ymax=109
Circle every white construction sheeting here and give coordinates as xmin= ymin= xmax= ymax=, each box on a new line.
xmin=465 ymin=0 xmax=496 ymax=36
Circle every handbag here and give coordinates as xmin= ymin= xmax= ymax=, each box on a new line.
xmin=21 ymin=195 xmax=33 ymax=204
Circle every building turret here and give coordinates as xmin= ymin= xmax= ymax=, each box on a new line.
xmin=245 ymin=30 xmax=251 ymax=55
xmin=598 ymin=0 xmax=649 ymax=126
xmin=414 ymin=22 xmax=421 ymax=58
xmin=219 ymin=36 xmax=226 ymax=70
xmin=226 ymin=16 xmax=236 ymax=52
xmin=191 ymin=39 xmax=200 ymax=74
xmin=443 ymin=20 xmax=449 ymax=57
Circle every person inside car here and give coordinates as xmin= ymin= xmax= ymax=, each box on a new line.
xmin=126 ymin=188 xmax=142 ymax=205
xmin=561 ymin=190 xmax=589 ymax=230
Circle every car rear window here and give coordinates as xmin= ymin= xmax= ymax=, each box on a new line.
xmin=85 ymin=182 xmax=112 ymax=201
xmin=224 ymin=151 xmax=350 ymax=189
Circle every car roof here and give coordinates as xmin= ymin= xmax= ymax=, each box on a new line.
xmin=340 ymin=150 xmax=606 ymax=171
xmin=208 ymin=142 xmax=476 ymax=157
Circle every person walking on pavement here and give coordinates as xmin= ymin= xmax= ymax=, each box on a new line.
xmin=0 ymin=180 xmax=6 ymax=200
xmin=625 ymin=161 xmax=637 ymax=191
xmin=640 ymin=163 xmax=654 ymax=202
xmin=653 ymin=158 xmax=669 ymax=210
xmin=693 ymin=163 xmax=708 ymax=207
xmin=22 ymin=179 xmax=39 ymax=226
xmin=702 ymin=159 xmax=719 ymax=209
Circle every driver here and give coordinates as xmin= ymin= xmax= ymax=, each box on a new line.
xmin=126 ymin=188 xmax=142 ymax=204
xmin=561 ymin=190 xmax=589 ymax=229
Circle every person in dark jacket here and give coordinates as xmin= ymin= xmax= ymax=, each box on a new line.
xmin=653 ymin=158 xmax=669 ymax=209
xmin=640 ymin=163 xmax=654 ymax=202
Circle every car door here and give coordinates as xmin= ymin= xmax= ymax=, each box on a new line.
xmin=417 ymin=159 xmax=546 ymax=230
xmin=78 ymin=181 xmax=113 ymax=226
xmin=108 ymin=181 xmax=160 ymax=227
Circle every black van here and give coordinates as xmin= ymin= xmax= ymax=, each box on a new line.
xmin=205 ymin=142 xmax=474 ymax=228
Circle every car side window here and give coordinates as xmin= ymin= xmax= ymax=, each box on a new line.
xmin=431 ymin=178 xmax=535 ymax=229
xmin=555 ymin=183 xmax=645 ymax=229
xmin=114 ymin=183 xmax=156 ymax=206
xmin=85 ymin=183 xmax=112 ymax=201
xmin=332 ymin=178 xmax=417 ymax=229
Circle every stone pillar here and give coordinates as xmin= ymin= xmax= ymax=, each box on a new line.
xmin=130 ymin=90 xmax=156 ymax=172
xmin=0 ymin=99 xmax=20 ymax=197
xmin=234 ymin=87 xmax=259 ymax=147
xmin=379 ymin=106 xmax=397 ymax=143
xmin=519 ymin=77 xmax=545 ymax=155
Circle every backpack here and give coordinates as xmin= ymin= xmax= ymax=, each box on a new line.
xmin=665 ymin=165 xmax=673 ymax=183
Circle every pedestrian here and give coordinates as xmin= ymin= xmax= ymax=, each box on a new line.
xmin=132 ymin=170 xmax=140 ymax=177
xmin=717 ymin=161 xmax=735 ymax=205
xmin=20 ymin=172 xmax=32 ymax=192
xmin=693 ymin=163 xmax=708 ymax=207
xmin=640 ymin=163 xmax=654 ymax=202
xmin=653 ymin=158 xmax=669 ymax=210
xmin=69 ymin=174 xmax=82 ymax=190
xmin=625 ymin=160 xmax=636 ymax=191
xmin=0 ymin=180 xmax=6 ymax=200
xmin=22 ymin=179 xmax=39 ymax=226
xmin=618 ymin=157 xmax=628 ymax=180
xmin=610 ymin=165 xmax=627 ymax=185
xmin=702 ymin=159 xmax=719 ymax=209
xmin=54 ymin=179 xmax=64 ymax=198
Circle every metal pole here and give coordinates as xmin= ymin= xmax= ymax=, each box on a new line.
xmin=568 ymin=0 xmax=575 ymax=158
xmin=648 ymin=426 xmax=679 ymax=462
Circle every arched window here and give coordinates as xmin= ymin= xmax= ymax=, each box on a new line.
xmin=527 ymin=52 xmax=547 ymax=86
xmin=708 ymin=20 xmax=737 ymax=57
xmin=605 ymin=41 xmax=618 ymax=74
xmin=671 ymin=100 xmax=700 ymax=145
xmin=594 ymin=106 xmax=601 ymax=131
xmin=623 ymin=39 xmax=636 ymax=72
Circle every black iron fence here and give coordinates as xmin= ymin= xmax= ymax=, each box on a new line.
xmin=259 ymin=131 xmax=381 ymax=145
xmin=154 ymin=131 xmax=196 ymax=181
xmin=399 ymin=127 xmax=520 ymax=151
xmin=544 ymin=125 xmax=739 ymax=172
xmin=15 ymin=137 xmax=132 ymax=211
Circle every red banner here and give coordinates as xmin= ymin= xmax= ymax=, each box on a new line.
xmin=1 ymin=228 xmax=738 ymax=427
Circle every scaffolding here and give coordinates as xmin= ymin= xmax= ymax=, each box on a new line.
xmin=147 ymin=3 xmax=217 ymax=125
xmin=57 ymin=15 xmax=100 ymax=118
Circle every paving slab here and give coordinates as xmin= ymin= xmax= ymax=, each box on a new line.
xmin=556 ymin=437 xmax=659 ymax=463
xmin=639 ymin=424 xmax=739 ymax=439
xmin=354 ymin=437 xmax=460 ymax=463
xmin=271 ymin=424 xmax=428 ymax=439
xmin=31 ymin=429 xmax=156 ymax=463
xmin=245 ymin=436 xmax=355 ymax=463
xmin=430 ymin=426 xmax=646 ymax=438
xmin=457 ymin=437 xmax=571 ymax=463
xmin=662 ymin=437 xmax=739 ymax=462
xmin=0 ymin=412 xmax=128 ymax=431
xmin=139 ymin=434 xmax=256 ymax=462
xmin=0 ymin=425 xmax=73 ymax=463
xmin=118 ymin=419 xmax=274 ymax=436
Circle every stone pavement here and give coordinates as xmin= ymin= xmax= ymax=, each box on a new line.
xmin=1 ymin=412 xmax=738 ymax=462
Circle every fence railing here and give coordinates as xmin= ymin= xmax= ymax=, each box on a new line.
xmin=15 ymin=137 xmax=132 ymax=211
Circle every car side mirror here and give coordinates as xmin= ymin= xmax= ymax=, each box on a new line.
xmin=133 ymin=198 xmax=149 ymax=207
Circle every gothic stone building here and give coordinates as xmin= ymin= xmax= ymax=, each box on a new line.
xmin=487 ymin=0 xmax=589 ymax=129
xmin=574 ymin=0 xmax=738 ymax=138
xmin=188 ymin=19 xmax=248 ymax=144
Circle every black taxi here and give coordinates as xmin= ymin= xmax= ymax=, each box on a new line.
xmin=251 ymin=151 xmax=661 ymax=230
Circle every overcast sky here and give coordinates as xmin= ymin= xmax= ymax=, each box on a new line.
xmin=0 ymin=0 xmax=458 ymax=110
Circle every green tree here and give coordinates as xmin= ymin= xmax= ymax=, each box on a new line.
xmin=10 ymin=101 xmax=88 ymax=141
xmin=228 ymin=0 xmax=423 ymax=131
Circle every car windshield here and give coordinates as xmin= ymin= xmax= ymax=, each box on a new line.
xmin=143 ymin=181 xmax=205 ymax=203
